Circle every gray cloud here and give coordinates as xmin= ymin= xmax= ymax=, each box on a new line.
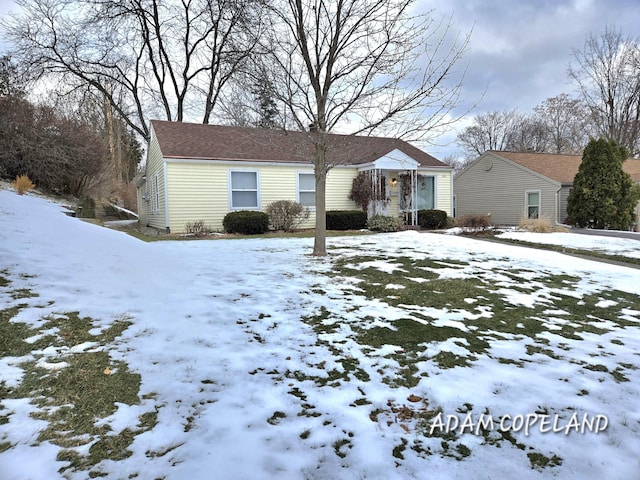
xmin=415 ymin=0 xmax=640 ymax=156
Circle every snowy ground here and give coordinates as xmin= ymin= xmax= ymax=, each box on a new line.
xmin=1 ymin=190 xmax=639 ymax=480
xmin=497 ymin=230 xmax=640 ymax=259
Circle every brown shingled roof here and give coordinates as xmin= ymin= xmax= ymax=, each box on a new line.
xmin=150 ymin=120 xmax=448 ymax=168
xmin=493 ymin=151 xmax=640 ymax=184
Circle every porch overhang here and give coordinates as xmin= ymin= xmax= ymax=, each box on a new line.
xmin=357 ymin=149 xmax=420 ymax=171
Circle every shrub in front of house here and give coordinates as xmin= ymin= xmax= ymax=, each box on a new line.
xmin=185 ymin=220 xmax=211 ymax=236
xmin=266 ymin=200 xmax=310 ymax=232
xmin=519 ymin=217 xmax=567 ymax=233
xmin=417 ymin=209 xmax=448 ymax=229
xmin=455 ymin=213 xmax=492 ymax=229
xmin=223 ymin=211 xmax=269 ymax=234
xmin=367 ymin=215 xmax=404 ymax=232
xmin=326 ymin=210 xmax=367 ymax=230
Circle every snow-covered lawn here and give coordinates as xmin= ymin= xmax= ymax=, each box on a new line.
xmin=1 ymin=190 xmax=639 ymax=480
xmin=497 ymin=230 xmax=640 ymax=259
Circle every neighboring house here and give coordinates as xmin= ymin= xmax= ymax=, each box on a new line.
xmin=136 ymin=120 xmax=453 ymax=233
xmin=454 ymin=150 xmax=640 ymax=226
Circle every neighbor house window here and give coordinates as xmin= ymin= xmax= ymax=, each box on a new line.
xmin=526 ymin=190 xmax=540 ymax=219
xmin=230 ymin=170 xmax=259 ymax=209
xmin=298 ymin=172 xmax=316 ymax=208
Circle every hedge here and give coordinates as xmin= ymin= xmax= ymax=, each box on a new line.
xmin=417 ymin=209 xmax=448 ymax=230
xmin=326 ymin=210 xmax=367 ymax=230
xmin=223 ymin=210 xmax=269 ymax=234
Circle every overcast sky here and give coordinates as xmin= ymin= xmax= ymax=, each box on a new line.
xmin=417 ymin=0 xmax=640 ymax=157
xmin=1 ymin=0 xmax=639 ymax=158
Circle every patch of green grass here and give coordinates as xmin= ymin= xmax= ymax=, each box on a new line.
xmin=1 ymin=310 xmax=157 ymax=476
xmin=267 ymin=411 xmax=287 ymax=425
xmin=357 ymin=319 xmax=488 ymax=354
xmin=0 ymin=305 xmax=34 ymax=356
xmin=527 ymin=452 xmax=563 ymax=470
xmin=333 ymin=437 xmax=352 ymax=458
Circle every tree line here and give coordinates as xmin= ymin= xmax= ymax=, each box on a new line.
xmin=0 ymin=54 xmax=141 ymax=204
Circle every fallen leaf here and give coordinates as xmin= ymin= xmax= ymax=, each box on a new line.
xmin=103 ymin=367 xmax=111 ymax=375
xmin=407 ymin=394 xmax=422 ymax=403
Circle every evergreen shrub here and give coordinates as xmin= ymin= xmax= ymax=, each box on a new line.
xmin=326 ymin=210 xmax=367 ymax=230
xmin=367 ymin=215 xmax=404 ymax=232
xmin=417 ymin=209 xmax=448 ymax=229
xmin=223 ymin=211 xmax=269 ymax=234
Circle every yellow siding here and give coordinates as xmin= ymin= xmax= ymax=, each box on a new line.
xmin=140 ymin=127 xmax=168 ymax=230
xmin=436 ymin=172 xmax=452 ymax=215
xmin=166 ymin=162 xmax=230 ymax=233
xmin=160 ymin=160 xmax=450 ymax=233
xmin=165 ymin=163 xmax=359 ymax=233
xmin=327 ymin=168 xmax=359 ymax=210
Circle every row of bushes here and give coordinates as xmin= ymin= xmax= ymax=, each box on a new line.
xmin=220 ymin=207 xmax=457 ymax=235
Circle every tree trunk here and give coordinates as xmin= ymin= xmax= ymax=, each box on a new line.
xmin=313 ymin=131 xmax=327 ymax=256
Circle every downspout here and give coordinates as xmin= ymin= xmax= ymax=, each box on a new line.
xmin=555 ymin=187 xmax=561 ymax=225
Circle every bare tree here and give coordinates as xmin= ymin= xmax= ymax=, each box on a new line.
xmin=532 ymin=94 xmax=591 ymax=154
xmin=263 ymin=0 xmax=470 ymax=255
xmin=3 ymin=0 xmax=266 ymax=140
xmin=456 ymin=110 xmax=525 ymax=157
xmin=569 ymin=26 xmax=640 ymax=157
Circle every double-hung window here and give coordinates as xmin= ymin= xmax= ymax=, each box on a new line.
xmin=298 ymin=172 xmax=316 ymax=208
xmin=526 ymin=190 xmax=540 ymax=219
xmin=230 ymin=170 xmax=259 ymax=209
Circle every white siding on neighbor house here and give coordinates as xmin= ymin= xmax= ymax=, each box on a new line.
xmin=454 ymin=152 xmax=560 ymax=225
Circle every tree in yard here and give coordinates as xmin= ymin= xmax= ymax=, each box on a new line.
xmin=3 ymin=0 xmax=267 ymax=140
xmin=567 ymin=138 xmax=640 ymax=230
xmin=264 ymin=0 xmax=470 ymax=255
xmin=569 ymin=26 xmax=640 ymax=157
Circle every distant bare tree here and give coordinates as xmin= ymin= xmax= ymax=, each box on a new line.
xmin=507 ymin=116 xmax=549 ymax=153
xmin=532 ymin=94 xmax=591 ymax=154
xmin=263 ymin=0 xmax=470 ymax=255
xmin=3 ymin=0 xmax=266 ymax=140
xmin=569 ymin=26 xmax=640 ymax=157
xmin=456 ymin=110 xmax=525 ymax=157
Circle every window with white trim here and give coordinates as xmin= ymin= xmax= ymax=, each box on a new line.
xmin=230 ymin=170 xmax=259 ymax=209
xmin=298 ymin=172 xmax=316 ymax=208
xmin=526 ymin=190 xmax=540 ymax=219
